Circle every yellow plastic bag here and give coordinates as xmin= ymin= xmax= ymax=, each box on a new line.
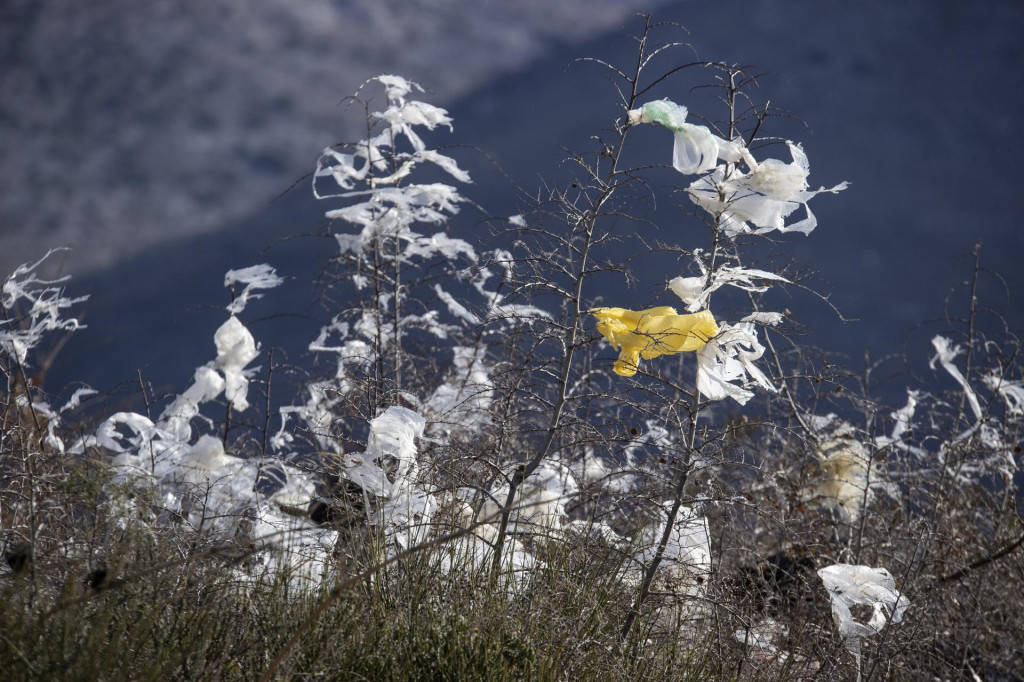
xmin=591 ymin=306 xmax=719 ymax=377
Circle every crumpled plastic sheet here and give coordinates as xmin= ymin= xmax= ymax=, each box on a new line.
xmin=591 ymin=306 xmax=718 ymax=376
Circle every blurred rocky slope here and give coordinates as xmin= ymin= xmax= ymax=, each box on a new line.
xmin=0 ymin=0 xmax=668 ymax=274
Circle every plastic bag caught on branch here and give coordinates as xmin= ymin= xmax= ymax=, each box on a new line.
xmin=591 ymin=306 xmax=719 ymax=377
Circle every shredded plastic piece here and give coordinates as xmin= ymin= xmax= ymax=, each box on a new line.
xmin=930 ymin=335 xmax=983 ymax=421
xmin=813 ymin=437 xmax=871 ymax=521
xmin=670 ymin=261 xmax=790 ymax=313
xmin=687 ymin=141 xmax=848 ymax=237
xmin=695 ymin=322 xmax=776 ymax=404
xmin=818 ymin=564 xmax=910 ymax=675
xmin=224 ymin=263 xmax=283 ymax=314
xmin=215 ymin=316 xmax=260 ymax=412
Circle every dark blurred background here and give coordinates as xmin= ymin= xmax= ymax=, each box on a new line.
xmin=2 ymin=0 xmax=1022 ymax=401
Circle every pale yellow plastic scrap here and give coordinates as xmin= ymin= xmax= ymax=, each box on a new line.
xmin=591 ymin=306 xmax=719 ymax=377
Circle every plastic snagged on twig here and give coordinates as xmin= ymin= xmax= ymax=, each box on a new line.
xmin=591 ymin=306 xmax=718 ymax=377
